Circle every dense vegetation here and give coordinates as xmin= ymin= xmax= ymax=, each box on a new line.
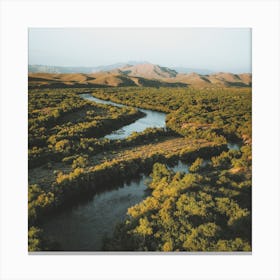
xmin=29 ymin=89 xmax=144 ymax=168
xmin=89 ymin=87 xmax=251 ymax=142
xmin=28 ymin=86 xmax=251 ymax=252
xmin=104 ymin=146 xmax=251 ymax=251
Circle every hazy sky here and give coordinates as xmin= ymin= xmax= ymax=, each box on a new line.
xmin=29 ymin=28 xmax=251 ymax=73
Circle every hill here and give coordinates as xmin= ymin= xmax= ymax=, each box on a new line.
xmin=119 ymin=63 xmax=177 ymax=79
xmin=28 ymin=63 xmax=129 ymax=74
xmin=28 ymin=63 xmax=251 ymax=88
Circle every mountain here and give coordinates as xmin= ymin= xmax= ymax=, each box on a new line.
xmin=28 ymin=62 xmax=214 ymax=75
xmin=28 ymin=63 xmax=130 ymax=74
xmin=28 ymin=63 xmax=251 ymax=88
xmin=119 ymin=63 xmax=178 ymax=79
xmin=28 ymin=62 xmax=149 ymax=74
xmin=28 ymin=65 xmax=94 ymax=74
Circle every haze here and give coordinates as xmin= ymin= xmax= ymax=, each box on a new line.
xmin=29 ymin=28 xmax=251 ymax=73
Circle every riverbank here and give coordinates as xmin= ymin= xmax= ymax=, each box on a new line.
xmin=29 ymin=136 xmax=228 ymax=226
xmin=28 ymin=87 xmax=251 ymax=252
xmin=40 ymin=160 xmax=191 ymax=251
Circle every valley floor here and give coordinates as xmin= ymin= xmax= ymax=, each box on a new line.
xmin=28 ymin=86 xmax=251 ymax=252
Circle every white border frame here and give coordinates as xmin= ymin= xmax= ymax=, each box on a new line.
xmin=1 ymin=0 xmax=280 ymax=279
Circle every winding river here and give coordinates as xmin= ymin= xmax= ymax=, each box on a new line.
xmin=81 ymin=93 xmax=166 ymax=140
xmin=42 ymin=162 xmax=189 ymax=251
xmin=41 ymin=93 xmax=240 ymax=251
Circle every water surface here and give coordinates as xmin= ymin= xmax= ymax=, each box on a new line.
xmin=227 ymin=142 xmax=241 ymax=151
xmin=42 ymin=94 xmax=242 ymax=251
xmin=42 ymin=161 xmax=190 ymax=251
xmin=81 ymin=93 xmax=166 ymax=140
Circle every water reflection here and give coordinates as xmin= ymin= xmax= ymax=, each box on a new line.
xmin=43 ymin=146 xmax=240 ymax=250
xmin=43 ymin=94 xmax=242 ymax=251
xmin=42 ymin=161 xmax=190 ymax=251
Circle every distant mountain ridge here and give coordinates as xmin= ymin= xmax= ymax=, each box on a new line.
xmin=29 ymin=62 xmax=214 ymax=75
xmin=118 ymin=64 xmax=178 ymax=79
xmin=28 ymin=63 xmax=128 ymax=74
xmin=28 ymin=62 xmax=252 ymax=88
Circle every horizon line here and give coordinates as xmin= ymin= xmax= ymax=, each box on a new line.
xmin=28 ymin=62 xmax=252 ymax=74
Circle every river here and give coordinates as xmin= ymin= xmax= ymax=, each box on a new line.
xmin=42 ymin=161 xmax=189 ymax=251
xmin=81 ymin=93 xmax=166 ymax=140
xmin=41 ymin=93 xmax=240 ymax=251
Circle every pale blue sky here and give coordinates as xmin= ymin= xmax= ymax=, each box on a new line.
xmin=29 ymin=28 xmax=251 ymax=73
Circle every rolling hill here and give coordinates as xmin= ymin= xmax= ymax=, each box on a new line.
xmin=28 ymin=63 xmax=251 ymax=88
